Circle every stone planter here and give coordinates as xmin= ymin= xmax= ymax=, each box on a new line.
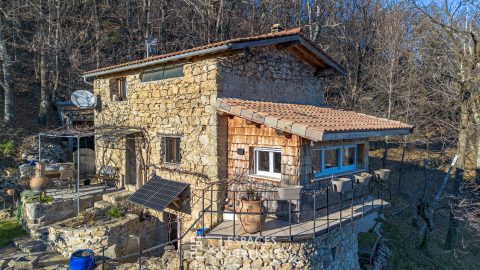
xmin=374 ymin=169 xmax=391 ymax=180
xmin=277 ymin=185 xmax=303 ymax=200
xmin=238 ymin=199 xmax=266 ymax=233
xmin=354 ymin=173 xmax=372 ymax=185
xmin=331 ymin=178 xmax=352 ymax=193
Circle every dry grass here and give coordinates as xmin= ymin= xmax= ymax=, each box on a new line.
xmin=369 ymin=145 xmax=480 ymax=269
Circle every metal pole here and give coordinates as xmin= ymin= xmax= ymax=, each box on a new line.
xmin=201 ymin=189 xmax=205 ymax=237
xmin=77 ymin=136 xmax=81 ymax=215
xmin=288 ymin=200 xmax=292 ymax=241
xmin=339 ymin=192 xmax=342 ymax=228
xmin=138 ymin=236 xmax=142 ymax=270
xmin=233 ymin=190 xmax=236 ymax=238
xmin=351 ymin=180 xmax=354 ymax=221
xmin=38 ymin=135 xmax=41 ymax=161
xmin=313 ymin=190 xmax=316 ymax=236
xmin=210 ymin=185 xmax=213 ymax=227
xmin=179 ymin=218 xmax=183 ymax=270
xmin=326 ymin=188 xmax=330 ymax=233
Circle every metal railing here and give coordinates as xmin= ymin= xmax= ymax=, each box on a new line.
xmin=198 ymin=177 xmax=388 ymax=242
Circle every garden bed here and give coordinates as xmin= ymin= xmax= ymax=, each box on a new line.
xmin=48 ymin=206 xmax=140 ymax=258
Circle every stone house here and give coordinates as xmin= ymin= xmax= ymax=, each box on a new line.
xmin=83 ymin=26 xmax=411 ymax=268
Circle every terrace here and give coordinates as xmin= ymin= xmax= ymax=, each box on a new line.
xmin=198 ymin=172 xmax=390 ymax=242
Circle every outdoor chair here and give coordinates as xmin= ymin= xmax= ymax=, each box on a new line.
xmin=52 ymin=166 xmax=76 ymax=191
xmin=91 ymin=166 xmax=120 ymax=191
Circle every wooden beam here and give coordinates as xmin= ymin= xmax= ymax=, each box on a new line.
xmin=276 ymin=40 xmax=301 ymax=50
xmin=314 ymin=68 xmax=337 ymax=77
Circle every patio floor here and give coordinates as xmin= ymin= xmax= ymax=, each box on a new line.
xmin=46 ymin=184 xmax=118 ymax=200
xmin=205 ymin=196 xmax=387 ymax=241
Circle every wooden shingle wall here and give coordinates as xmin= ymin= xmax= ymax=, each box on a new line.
xmin=227 ymin=116 xmax=308 ymax=186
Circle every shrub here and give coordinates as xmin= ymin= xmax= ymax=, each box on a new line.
xmin=0 ymin=140 xmax=14 ymax=157
xmin=106 ymin=206 xmax=124 ymax=218
xmin=22 ymin=191 xmax=54 ymax=204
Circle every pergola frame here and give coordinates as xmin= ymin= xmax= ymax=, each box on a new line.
xmin=37 ymin=125 xmax=144 ymax=215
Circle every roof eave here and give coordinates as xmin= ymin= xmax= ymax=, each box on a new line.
xmin=320 ymin=128 xmax=412 ymax=141
xmin=83 ymin=34 xmax=346 ymax=79
xmin=83 ymin=44 xmax=232 ymax=79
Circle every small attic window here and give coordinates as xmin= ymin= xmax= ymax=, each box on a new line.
xmin=142 ymin=64 xmax=184 ymax=82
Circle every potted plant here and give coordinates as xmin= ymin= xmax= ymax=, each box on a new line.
xmin=238 ymin=186 xmax=266 ymax=233
xmin=277 ymin=185 xmax=303 ymax=200
xmin=331 ymin=177 xmax=352 ymax=193
xmin=354 ymin=172 xmax=372 ymax=185
xmin=374 ymin=169 xmax=391 ymax=180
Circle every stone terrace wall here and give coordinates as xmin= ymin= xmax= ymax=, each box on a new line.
xmin=117 ymin=221 xmax=359 ymax=270
xmin=217 ymin=46 xmax=324 ymax=106
xmin=185 ymin=222 xmax=359 ymax=270
xmin=22 ymin=194 xmax=103 ymax=236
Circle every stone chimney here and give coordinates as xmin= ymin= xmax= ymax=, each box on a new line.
xmin=271 ymin=24 xmax=283 ymax=33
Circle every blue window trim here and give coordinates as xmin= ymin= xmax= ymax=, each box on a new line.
xmin=312 ymin=144 xmax=359 ymax=178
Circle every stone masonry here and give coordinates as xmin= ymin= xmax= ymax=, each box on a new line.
xmin=116 ymin=222 xmax=359 ymax=270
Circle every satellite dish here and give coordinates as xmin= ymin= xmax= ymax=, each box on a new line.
xmin=71 ymin=90 xmax=95 ymax=108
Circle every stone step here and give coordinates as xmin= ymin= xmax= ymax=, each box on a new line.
xmin=94 ymin=200 xmax=113 ymax=209
xmin=14 ymin=237 xmax=47 ymax=253
xmin=102 ymin=190 xmax=133 ymax=204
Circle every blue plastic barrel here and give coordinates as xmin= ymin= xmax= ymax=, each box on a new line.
xmin=196 ymin=228 xmax=209 ymax=236
xmin=69 ymin=249 xmax=96 ymax=270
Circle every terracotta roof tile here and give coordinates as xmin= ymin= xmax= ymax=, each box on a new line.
xmin=216 ymin=98 xmax=413 ymax=141
xmin=84 ymin=27 xmax=344 ymax=76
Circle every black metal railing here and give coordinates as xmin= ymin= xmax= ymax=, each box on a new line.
xmin=198 ymin=177 xmax=389 ymax=242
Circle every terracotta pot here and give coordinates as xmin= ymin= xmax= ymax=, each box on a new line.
xmin=354 ymin=174 xmax=372 ymax=185
xmin=30 ymin=175 xmax=50 ymax=193
xmin=331 ymin=178 xmax=352 ymax=193
xmin=238 ymin=199 xmax=266 ymax=233
xmin=6 ymin=189 xmax=15 ymax=196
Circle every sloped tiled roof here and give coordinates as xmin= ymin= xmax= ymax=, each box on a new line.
xmin=216 ymin=98 xmax=413 ymax=141
xmin=84 ymin=27 xmax=345 ymax=77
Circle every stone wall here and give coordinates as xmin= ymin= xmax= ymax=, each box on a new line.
xmin=217 ymin=46 xmax=324 ymax=106
xmin=94 ymin=59 xmax=225 ymax=234
xmin=117 ymin=222 xmax=359 ymax=270
xmin=22 ymin=194 xmax=103 ymax=236
xmin=48 ymin=212 xmax=161 ymax=258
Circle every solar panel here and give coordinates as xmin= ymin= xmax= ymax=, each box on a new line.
xmin=128 ymin=176 xmax=189 ymax=212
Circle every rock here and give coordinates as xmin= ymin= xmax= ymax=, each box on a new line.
xmin=7 ymin=255 xmax=39 ymax=269
xmin=0 ymin=209 xmax=11 ymax=219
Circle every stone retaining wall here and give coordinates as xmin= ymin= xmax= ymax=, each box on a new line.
xmin=22 ymin=194 xmax=103 ymax=234
xmin=48 ymin=213 xmax=160 ymax=258
xmin=118 ymin=221 xmax=359 ymax=270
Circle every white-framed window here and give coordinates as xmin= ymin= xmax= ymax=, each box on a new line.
xmin=254 ymin=148 xmax=281 ymax=179
xmin=311 ymin=145 xmax=358 ymax=178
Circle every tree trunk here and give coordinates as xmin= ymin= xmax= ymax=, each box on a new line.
xmin=93 ymin=0 xmax=101 ymax=67
xmin=0 ymin=16 xmax=14 ymax=127
xmin=471 ymin=100 xmax=480 ymax=184
xmin=38 ymin=42 xmax=49 ymax=127
xmin=445 ymin=168 xmax=463 ymax=250
xmin=445 ymin=100 xmax=469 ymax=250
